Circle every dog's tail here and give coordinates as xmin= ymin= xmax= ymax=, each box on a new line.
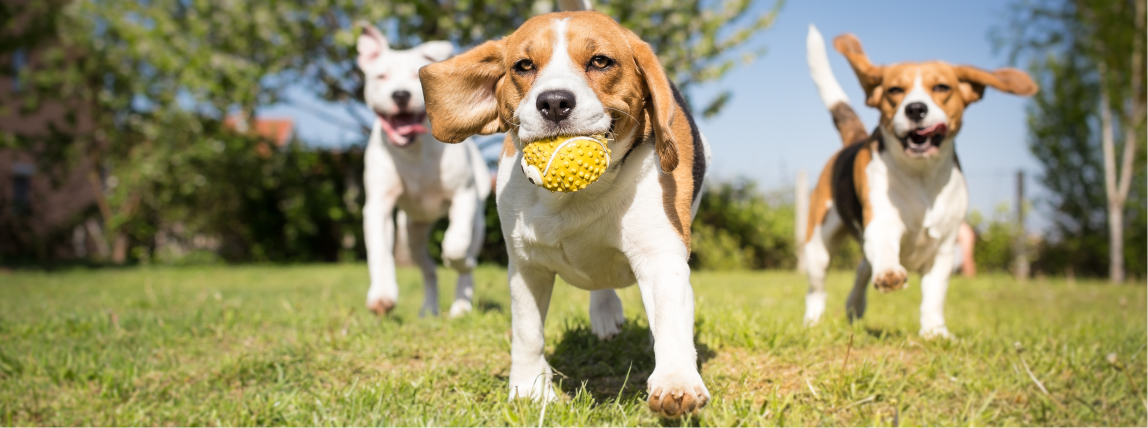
xmin=807 ymin=24 xmax=868 ymax=146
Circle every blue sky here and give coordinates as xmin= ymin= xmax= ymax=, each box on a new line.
xmin=261 ymin=0 xmax=1048 ymax=229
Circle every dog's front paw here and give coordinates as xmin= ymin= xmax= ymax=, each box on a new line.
xmin=367 ymin=297 xmax=395 ymax=316
xmin=449 ymin=299 xmax=472 ymax=318
xmin=507 ymin=380 xmax=559 ymax=402
xmin=920 ymin=325 xmax=954 ymax=340
xmin=873 ymin=267 xmax=908 ymax=292
xmin=590 ymin=293 xmax=625 ymax=340
xmin=646 ymin=368 xmax=710 ymax=418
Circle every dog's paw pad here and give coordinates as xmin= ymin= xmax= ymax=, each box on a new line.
xmin=873 ymin=268 xmax=908 ymax=292
xmin=367 ymin=298 xmax=396 ymax=316
xmin=647 ymin=371 xmax=709 ymax=418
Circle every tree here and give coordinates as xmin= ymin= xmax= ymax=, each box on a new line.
xmin=999 ymin=0 xmax=1147 ymax=281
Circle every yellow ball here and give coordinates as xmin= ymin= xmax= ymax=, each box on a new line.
xmin=520 ymin=135 xmax=611 ymax=193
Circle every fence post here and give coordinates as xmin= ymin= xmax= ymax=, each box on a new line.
xmin=795 ymin=169 xmax=808 ymax=273
xmin=1014 ymin=170 xmax=1029 ymax=282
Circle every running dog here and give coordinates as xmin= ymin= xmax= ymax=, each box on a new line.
xmin=802 ymin=26 xmax=1037 ymax=338
xmin=419 ymin=11 xmax=712 ymax=418
xmin=357 ymin=23 xmax=491 ymax=318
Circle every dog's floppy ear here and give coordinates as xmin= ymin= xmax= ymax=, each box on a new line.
xmin=417 ymin=41 xmax=454 ymax=63
xmin=356 ymin=21 xmax=388 ymax=70
xmin=833 ymin=34 xmax=885 ymax=107
xmin=419 ymin=40 xmax=506 ymax=143
xmin=953 ymin=65 xmax=1039 ymax=104
xmin=627 ymin=31 xmax=678 ymax=173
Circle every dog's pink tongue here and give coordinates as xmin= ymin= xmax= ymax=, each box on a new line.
xmin=915 ymin=123 xmax=948 ymax=136
xmin=379 ymin=114 xmax=427 ymax=145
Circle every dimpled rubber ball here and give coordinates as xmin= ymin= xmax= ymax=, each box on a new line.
xmin=519 ymin=134 xmax=611 ymax=193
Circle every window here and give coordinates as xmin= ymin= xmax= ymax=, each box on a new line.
xmin=11 ymin=48 xmax=27 ymax=92
xmin=11 ymin=162 xmax=34 ymax=216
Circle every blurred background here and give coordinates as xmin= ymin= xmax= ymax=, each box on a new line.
xmin=0 ymin=0 xmax=1143 ymax=282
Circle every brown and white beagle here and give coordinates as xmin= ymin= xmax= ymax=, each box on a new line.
xmin=420 ymin=11 xmax=711 ymax=418
xmin=802 ymin=26 xmax=1037 ymax=338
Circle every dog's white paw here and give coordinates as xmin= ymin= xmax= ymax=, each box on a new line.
xmin=873 ymin=265 xmax=908 ymax=292
xmin=646 ymin=367 xmax=710 ymax=418
xmin=366 ymin=297 xmax=396 ymax=316
xmin=449 ymin=299 xmax=473 ymax=318
xmin=507 ymin=379 xmax=559 ymax=402
xmin=920 ymin=325 xmax=954 ymax=340
xmin=803 ymin=314 xmax=822 ymax=327
xmin=590 ymin=292 xmax=625 ymax=340
xmin=804 ymin=293 xmax=826 ymax=327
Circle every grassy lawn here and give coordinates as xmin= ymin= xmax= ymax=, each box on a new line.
xmin=0 ymin=264 xmax=1144 ymax=426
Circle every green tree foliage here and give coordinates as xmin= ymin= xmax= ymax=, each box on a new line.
xmin=692 ymin=178 xmax=798 ymax=270
xmin=998 ymin=0 xmax=1147 ymax=279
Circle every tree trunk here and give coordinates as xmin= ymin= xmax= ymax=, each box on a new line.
xmin=1119 ymin=0 xmax=1147 ymax=284
xmin=1101 ymin=0 xmax=1145 ymax=284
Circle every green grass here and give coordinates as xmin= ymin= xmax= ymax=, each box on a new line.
xmin=0 ymin=265 xmax=1144 ymax=426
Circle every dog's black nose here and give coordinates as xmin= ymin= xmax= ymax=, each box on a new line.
xmin=392 ymin=90 xmax=412 ymax=108
xmin=536 ymin=90 xmax=576 ymax=123
xmin=905 ymin=102 xmax=927 ymax=120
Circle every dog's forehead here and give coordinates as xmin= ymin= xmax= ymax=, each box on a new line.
xmin=883 ymin=61 xmax=957 ymax=86
xmin=506 ymin=12 xmax=630 ymax=58
xmin=369 ymin=49 xmax=433 ymax=73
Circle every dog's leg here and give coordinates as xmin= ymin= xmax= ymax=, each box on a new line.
xmin=634 ymin=258 xmax=710 ymax=418
xmin=845 ymin=257 xmax=872 ymax=322
xmin=443 ymin=192 xmax=483 ymax=317
xmin=864 ymin=219 xmax=908 ymax=292
xmin=507 ymin=263 xmax=558 ymax=402
xmin=919 ymin=245 xmax=956 ymax=339
xmin=364 ymin=188 xmax=401 ymax=316
xmin=804 ymin=208 xmax=841 ymax=326
xmin=589 ymin=289 xmax=625 ymax=340
xmin=405 ymin=220 xmax=440 ymax=317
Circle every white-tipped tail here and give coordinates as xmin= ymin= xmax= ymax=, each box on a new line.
xmin=807 ymin=24 xmax=849 ymax=109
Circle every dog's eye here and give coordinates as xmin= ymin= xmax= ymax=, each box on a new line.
xmin=514 ymin=59 xmax=535 ymax=73
xmin=887 ymin=87 xmax=904 ymax=95
xmin=933 ymin=84 xmax=951 ymax=92
xmin=589 ymin=55 xmax=614 ymax=70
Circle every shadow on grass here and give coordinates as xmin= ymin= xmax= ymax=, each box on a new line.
xmin=548 ymin=319 xmax=716 ymax=412
xmin=863 ymin=325 xmax=907 ymax=340
xmin=475 ymin=298 xmax=504 ymax=313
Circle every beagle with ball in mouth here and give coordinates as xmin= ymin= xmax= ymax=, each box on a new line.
xmin=420 ymin=11 xmax=711 ymax=418
xmin=802 ymin=26 xmax=1037 ymax=338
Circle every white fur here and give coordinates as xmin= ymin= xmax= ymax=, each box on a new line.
xmin=514 ymin=18 xmax=613 ymax=144
xmin=806 ymin=25 xmax=850 ymax=108
xmin=803 ymin=43 xmax=967 ymax=338
xmin=499 ymin=19 xmax=710 ymax=408
xmin=359 ymin=26 xmax=491 ymax=317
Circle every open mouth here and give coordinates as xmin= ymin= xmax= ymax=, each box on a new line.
xmin=899 ymin=123 xmax=948 ymax=155
xmin=378 ymin=112 xmax=427 ymax=147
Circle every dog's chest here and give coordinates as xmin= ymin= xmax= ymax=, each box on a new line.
xmin=389 ymin=144 xmax=468 ymax=221
xmin=875 ymin=159 xmax=968 ymax=268
xmin=516 ymin=205 xmax=637 ymax=290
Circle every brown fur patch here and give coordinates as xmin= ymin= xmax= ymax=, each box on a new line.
xmin=500 ymin=133 xmax=516 ymax=159
xmin=830 ymin=102 xmax=867 ymax=145
xmin=805 ymin=153 xmax=838 ymax=244
xmin=658 ymin=105 xmax=697 ymax=250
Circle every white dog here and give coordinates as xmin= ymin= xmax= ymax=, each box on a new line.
xmin=420 ymin=12 xmax=712 ymax=418
xmin=357 ymin=23 xmax=491 ymax=318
